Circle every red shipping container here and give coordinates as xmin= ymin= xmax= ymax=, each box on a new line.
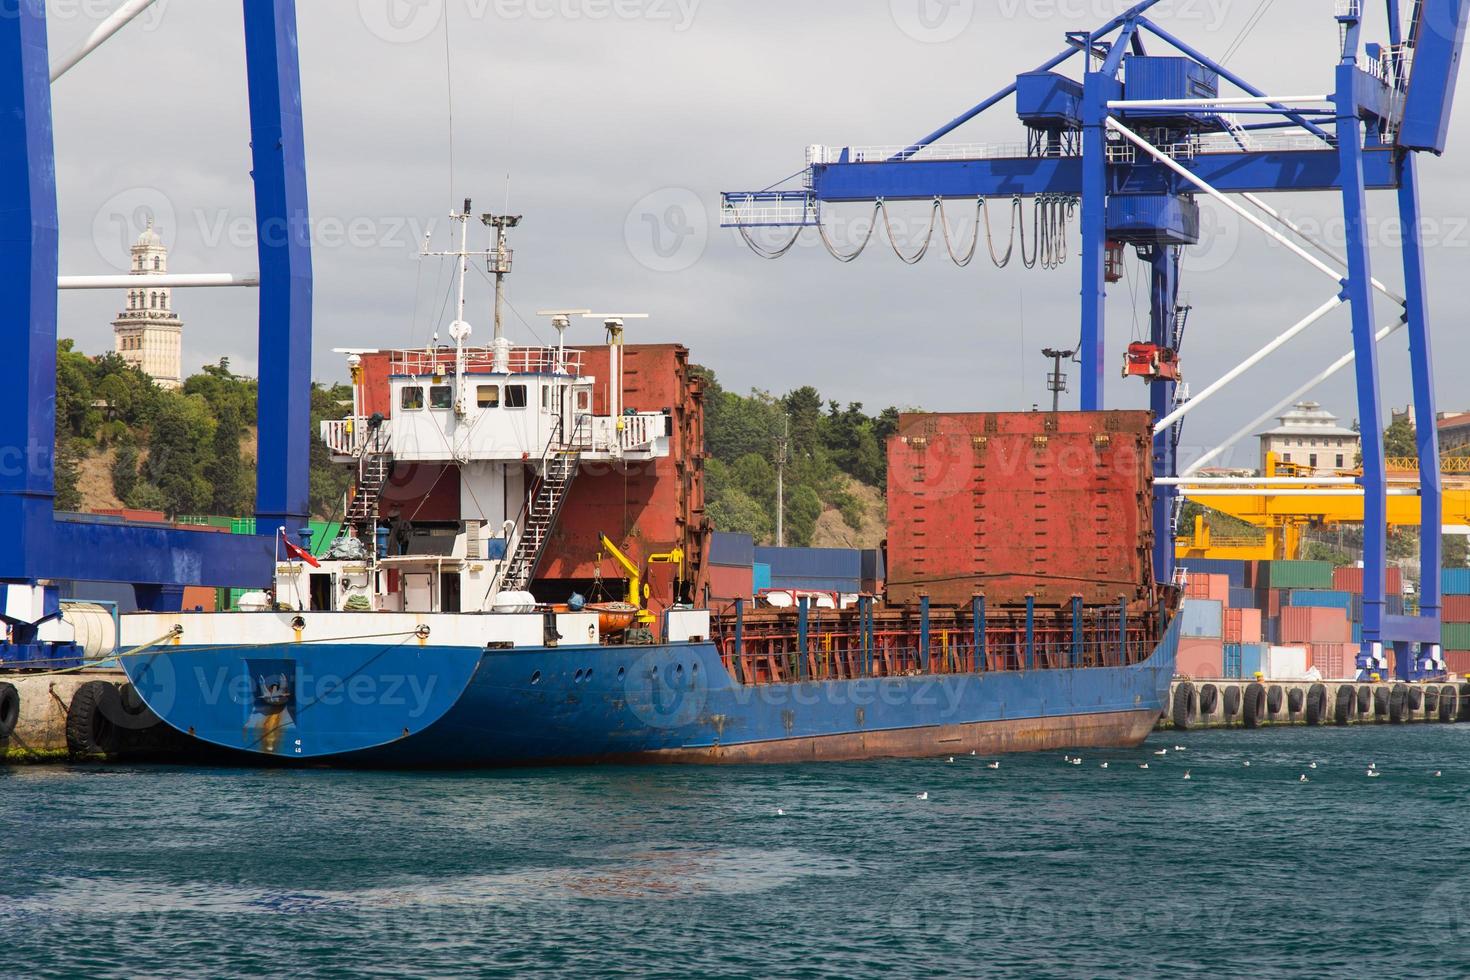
xmin=1262 ymin=588 xmax=1283 ymax=618
xmin=706 ymin=563 xmax=754 ymax=602
xmin=1444 ymin=650 xmax=1470 ymax=676
xmin=886 ymin=411 xmax=1155 ymax=608
xmin=1177 ymin=637 xmax=1224 ymax=678
xmin=1186 ymin=574 xmax=1230 ymax=603
xmin=1444 ymin=595 xmax=1470 ymax=623
xmin=1331 ymin=566 xmax=1404 ymax=595
xmin=1223 ymin=608 xmax=1263 ymax=644
xmin=1307 ymin=642 xmax=1354 ymax=679
xmin=1280 ymin=606 xmax=1351 ymax=644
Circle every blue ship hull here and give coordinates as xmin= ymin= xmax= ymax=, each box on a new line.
xmin=121 ymin=616 xmax=1179 ymax=766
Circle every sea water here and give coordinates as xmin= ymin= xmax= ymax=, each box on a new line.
xmin=4 ymin=725 xmax=1470 ymax=977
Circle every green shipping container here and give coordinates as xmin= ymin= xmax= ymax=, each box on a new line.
xmin=1258 ymin=560 xmax=1335 ymax=591
xmin=1443 ymin=622 xmax=1470 ymax=652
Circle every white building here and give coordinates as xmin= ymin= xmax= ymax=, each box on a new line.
xmin=1256 ymin=401 xmax=1360 ymax=476
xmin=111 ymin=221 xmax=182 ymax=389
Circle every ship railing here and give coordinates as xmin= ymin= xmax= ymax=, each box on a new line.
xmin=320 ymin=417 xmax=393 ymax=457
xmin=712 ymin=611 xmax=1158 ymax=686
xmin=388 ymin=346 xmax=585 ymax=377
xmin=617 ymin=412 xmax=665 ymax=451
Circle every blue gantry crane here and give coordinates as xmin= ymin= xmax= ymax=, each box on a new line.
xmin=721 ymin=0 xmax=1470 ymax=681
xmin=0 ymin=0 xmax=311 ymax=659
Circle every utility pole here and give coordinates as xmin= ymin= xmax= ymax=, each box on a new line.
xmin=775 ymin=415 xmax=789 ymax=548
xmin=1042 ymin=347 xmax=1076 ymax=413
xmin=481 ymin=213 xmax=521 ymax=340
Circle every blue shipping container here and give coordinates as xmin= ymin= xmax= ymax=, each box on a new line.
xmin=753 ymin=546 xmax=862 ymax=581
xmin=1182 ymin=559 xmax=1248 ymax=589
xmin=1444 ymin=568 xmax=1470 ymax=595
xmin=769 ymin=575 xmax=861 ymax=594
xmin=1224 ymin=643 xmax=1243 ymax=678
xmin=1181 ymin=599 xmax=1223 ymax=638
xmin=1349 ymin=593 xmax=1405 ymax=621
xmin=709 ymin=531 xmax=755 ymax=568
xmin=1228 ymin=586 xmax=1256 ymax=609
xmin=1240 ymin=643 xmax=1268 ymax=677
xmin=1352 ymin=623 xmax=1363 ymax=644
xmin=1287 ymin=590 xmax=1352 ymax=611
xmin=753 ymin=563 xmax=771 ymax=592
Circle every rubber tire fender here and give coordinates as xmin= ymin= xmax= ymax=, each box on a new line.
xmin=117 ymin=683 xmax=160 ymax=728
xmin=1199 ymin=683 xmax=1219 ymax=715
xmin=1439 ymin=686 xmax=1458 ymax=723
xmin=1374 ymin=686 xmax=1390 ymax=718
xmin=1424 ymin=687 xmax=1439 ymax=716
xmin=1389 ymin=683 xmax=1409 ymax=724
xmin=1242 ymin=682 xmax=1267 ymax=729
xmin=1460 ymin=683 xmax=1470 ymax=722
xmin=1267 ymin=685 xmax=1284 ymax=716
xmin=1305 ymin=683 xmax=1328 ymax=726
xmin=66 ymin=680 xmax=121 ymax=756
xmin=1357 ymin=685 xmax=1373 ymax=716
xmin=1288 ymin=688 xmax=1305 ymax=714
xmin=1172 ymin=682 xmax=1199 ymax=731
xmin=1223 ymin=685 xmax=1242 ymax=719
xmin=0 ymin=681 xmax=18 ymax=739
xmin=1408 ymin=686 xmax=1424 ymax=712
xmin=1335 ymin=684 xmax=1355 ymax=725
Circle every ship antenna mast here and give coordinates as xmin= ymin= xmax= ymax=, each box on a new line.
xmin=482 ymin=212 xmax=522 ymax=342
xmin=421 ymin=198 xmax=492 ymax=411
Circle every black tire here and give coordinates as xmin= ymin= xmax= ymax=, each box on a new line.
xmin=1335 ymin=685 xmax=1355 ymax=725
xmin=1199 ymin=684 xmax=1219 ymax=715
xmin=1357 ymin=685 xmax=1372 ymax=715
xmin=1288 ymin=688 xmax=1305 ymax=714
xmin=1172 ymin=682 xmax=1199 ymax=731
xmin=1224 ymin=685 xmax=1242 ymax=719
xmin=1267 ymin=685 xmax=1284 ymax=715
xmin=1425 ymin=688 xmax=1440 ymax=715
xmin=1408 ymin=686 xmax=1424 ymax=712
xmin=0 ymin=682 xmax=18 ymax=739
xmin=1374 ymin=687 xmax=1390 ymax=719
xmin=1305 ymin=683 xmax=1327 ymax=726
xmin=1460 ymin=684 xmax=1470 ymax=722
xmin=1439 ymin=686 xmax=1457 ymax=723
xmin=66 ymin=681 xmax=121 ymax=757
xmin=116 ymin=683 xmax=160 ymax=728
xmin=1389 ymin=683 xmax=1408 ymax=724
xmin=1242 ymin=682 xmax=1267 ymax=728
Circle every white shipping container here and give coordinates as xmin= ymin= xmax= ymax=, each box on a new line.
xmin=1180 ymin=599 xmax=1223 ymax=638
xmin=1263 ymin=645 xmax=1310 ymax=680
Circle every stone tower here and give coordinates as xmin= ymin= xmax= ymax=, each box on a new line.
xmin=111 ymin=221 xmax=183 ymax=389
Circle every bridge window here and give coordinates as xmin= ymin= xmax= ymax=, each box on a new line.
xmin=575 ymin=389 xmax=591 ymax=412
xmin=477 ymin=384 xmax=500 ymax=408
xmin=504 ymin=384 xmax=527 ymax=409
xmin=400 ymin=386 xmax=425 ymax=410
xmin=429 ymin=385 xmax=453 ymax=409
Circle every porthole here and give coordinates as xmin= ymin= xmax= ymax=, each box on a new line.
xmin=530 ymin=670 xmax=541 ymax=685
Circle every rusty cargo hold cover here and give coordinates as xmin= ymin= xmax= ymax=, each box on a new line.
xmin=885 ymin=411 xmax=1156 ymax=608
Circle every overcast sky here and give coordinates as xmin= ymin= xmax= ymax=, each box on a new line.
xmin=44 ymin=0 xmax=1470 ymax=470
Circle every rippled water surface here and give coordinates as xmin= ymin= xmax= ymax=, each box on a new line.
xmin=5 ymin=725 xmax=1470 ymax=977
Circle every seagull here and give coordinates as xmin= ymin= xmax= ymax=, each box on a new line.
xmin=1299 ymin=774 xmax=1309 ymax=783
xmin=1367 ymin=770 xmax=1382 ymax=778
xmin=986 ymin=761 xmax=1000 ymax=770
xmin=1063 ymin=755 xmax=1074 ymax=763
xmin=1100 ymin=762 xmax=1109 ymax=769
xmin=1139 ymin=763 xmax=1150 ymax=770
xmin=917 ymin=791 xmax=930 ymax=800
xmin=1070 ymin=757 xmax=1082 ymax=766
xmin=970 ymin=750 xmax=976 ymax=756
xmin=947 ymin=757 xmax=955 ymax=763
xmin=1242 ymin=761 xmax=1251 ymax=768
xmin=1154 ymin=748 xmax=1168 ymax=756
xmin=1183 ymin=770 xmax=1191 ymax=781
xmin=1173 ymin=745 xmax=1186 ymax=752
xmin=1309 ymin=762 xmax=1318 ymax=770
xmin=1369 ymin=762 xmax=1377 ymax=770
xmin=776 ymin=808 xmax=785 ymax=816
xmin=1434 ymin=771 xmax=1442 ymax=778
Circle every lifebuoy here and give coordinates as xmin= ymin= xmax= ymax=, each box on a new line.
xmin=1172 ymin=682 xmax=1199 ymax=730
xmin=1358 ymin=685 xmax=1372 ymax=715
xmin=66 ymin=681 xmax=121 ymax=757
xmin=1335 ymin=684 xmax=1355 ymax=725
xmin=0 ymin=682 xmax=18 ymax=739
xmin=1242 ymin=682 xmax=1267 ymax=728
xmin=1267 ymin=685 xmax=1284 ymax=715
xmin=1305 ymin=684 xmax=1327 ymax=725
xmin=1288 ymin=688 xmax=1305 ymax=714
xmin=1224 ymin=685 xmax=1242 ymax=718
xmin=1439 ymin=686 xmax=1457 ymax=723
xmin=1389 ymin=683 xmax=1408 ymax=724
xmin=1200 ymin=684 xmax=1219 ymax=715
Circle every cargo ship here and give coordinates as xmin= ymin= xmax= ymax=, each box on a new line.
xmin=116 ymin=213 xmax=1179 ymax=765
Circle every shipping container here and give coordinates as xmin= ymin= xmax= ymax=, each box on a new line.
xmin=1181 ymin=599 xmax=1223 ymax=638
xmin=1352 ymin=623 xmax=1363 ymax=644
xmin=770 ymin=575 xmax=861 ymax=594
xmin=752 ymin=563 xmax=772 ymax=593
xmin=1228 ymin=586 xmax=1256 ymax=609
xmin=1263 ymin=645 xmax=1310 ymax=680
xmin=1239 ymin=643 xmax=1269 ymax=677
xmin=754 ymin=546 xmax=862 ymax=581
xmin=1177 ymin=637 xmax=1224 ymax=678
xmin=1444 ymin=568 xmax=1470 ymax=596
xmin=1259 ymin=587 xmax=1283 ymax=618
xmin=1280 ymin=606 xmax=1351 ymax=644
xmin=709 ymin=531 xmax=755 ymax=568
xmin=1263 ymin=616 xmax=1280 ymax=645
xmin=1286 ymin=590 xmax=1352 ymax=611
xmin=860 ymin=548 xmax=885 ymax=581
xmin=885 ymin=411 xmax=1155 ymax=608
xmin=1307 ymin=642 xmax=1355 ymax=679
xmin=1223 ymin=607 xmax=1262 ymax=644
xmin=1184 ymin=573 xmax=1230 ymax=603
xmin=1444 ymin=622 xmax=1470 ymax=652
xmin=1349 ymin=593 xmax=1407 ymax=621
xmin=1332 ymin=565 xmax=1404 ymax=595
xmin=1445 ymin=595 xmax=1470 ymax=623
xmin=1257 ymin=560 xmax=1335 ymax=590
xmin=181 ymin=586 xmax=217 ymax=612
xmin=1445 ymin=650 xmax=1470 ymax=676
xmin=1180 ymin=558 xmax=1247 ymax=588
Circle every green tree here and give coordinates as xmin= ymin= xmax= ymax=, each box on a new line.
xmin=142 ymin=394 xmax=212 ymax=517
xmin=54 ymin=438 xmax=82 ymax=512
xmin=1384 ymin=415 xmax=1417 ymax=458
xmin=111 ymin=436 xmax=140 ymax=503
xmin=205 ymin=402 xmax=250 ymax=515
xmin=784 ymin=485 xmax=823 ymax=547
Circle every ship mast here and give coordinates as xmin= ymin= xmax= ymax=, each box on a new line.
xmin=421 ymin=198 xmax=492 ymax=413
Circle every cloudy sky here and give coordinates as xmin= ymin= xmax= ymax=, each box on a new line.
xmin=44 ymin=0 xmax=1470 ymax=470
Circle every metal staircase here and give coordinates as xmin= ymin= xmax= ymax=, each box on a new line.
xmin=499 ymin=447 xmax=581 ymax=592
xmin=346 ymin=434 xmax=394 ymax=537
